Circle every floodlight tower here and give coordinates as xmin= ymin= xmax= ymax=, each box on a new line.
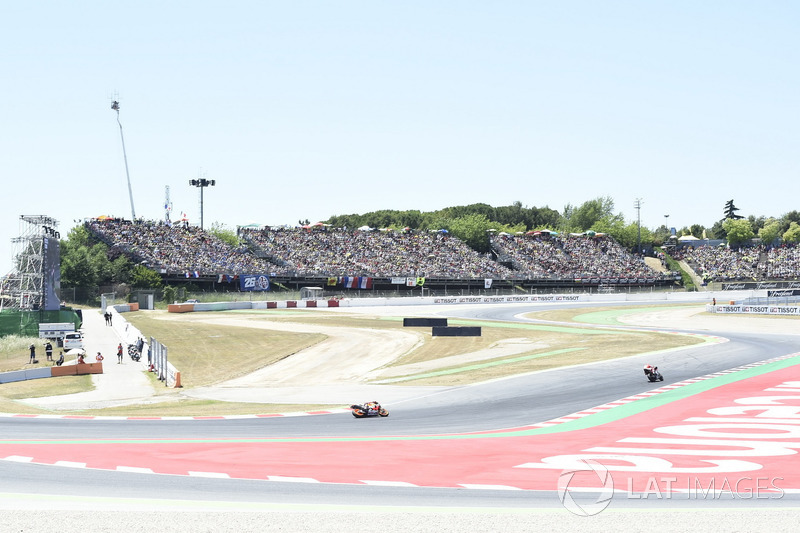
xmin=634 ymin=198 xmax=643 ymax=254
xmin=164 ymin=185 xmax=173 ymax=224
xmin=189 ymin=178 xmax=216 ymax=230
xmin=111 ymin=100 xmax=136 ymax=220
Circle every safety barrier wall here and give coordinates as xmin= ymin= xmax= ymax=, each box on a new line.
xmin=0 ymin=367 xmax=52 ymax=383
xmin=194 ymin=301 xmax=252 ymax=312
xmin=167 ymin=303 xmax=195 ymax=313
xmin=706 ymin=304 xmax=800 ymax=316
xmin=50 ymin=362 xmax=104 ymax=376
xmin=0 ymin=363 xmax=103 ymax=383
xmin=166 ymin=290 xmax=766 ymax=314
xmin=113 ymin=303 xmax=140 ymax=312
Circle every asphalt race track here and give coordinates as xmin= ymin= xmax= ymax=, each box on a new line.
xmin=2 ymin=299 xmax=800 ymax=532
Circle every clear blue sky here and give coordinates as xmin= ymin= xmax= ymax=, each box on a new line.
xmin=2 ymin=1 xmax=799 ymax=274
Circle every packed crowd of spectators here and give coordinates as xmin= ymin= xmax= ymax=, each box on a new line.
xmin=674 ymin=244 xmax=800 ymax=282
xmin=762 ymin=245 xmax=800 ymax=280
xmin=677 ymin=245 xmax=762 ymax=282
xmin=240 ymin=227 xmax=514 ymax=278
xmin=86 ymin=219 xmax=284 ymax=276
xmin=490 ymin=233 xmax=665 ymax=279
xmin=85 ymin=218 xmax=800 ymax=282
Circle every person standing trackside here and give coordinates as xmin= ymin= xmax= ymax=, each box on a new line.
xmin=45 ymin=341 xmax=53 ymax=362
xmin=117 ymin=343 xmax=123 ymax=364
xmin=29 ymin=344 xmax=36 ymax=363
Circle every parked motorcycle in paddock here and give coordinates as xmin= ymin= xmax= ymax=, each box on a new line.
xmin=128 ymin=344 xmax=141 ymax=362
xmin=643 ymin=364 xmax=664 ymax=382
xmin=350 ymin=401 xmax=389 ymax=418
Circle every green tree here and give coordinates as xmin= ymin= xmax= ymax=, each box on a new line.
xmin=758 ymin=218 xmax=781 ymax=246
xmin=131 ymin=265 xmax=163 ymax=289
xmin=722 ymin=218 xmax=754 ymax=247
xmin=60 ymin=244 xmax=98 ymax=288
xmin=561 ymin=197 xmax=618 ymax=233
xmin=689 ymin=224 xmax=705 ymax=239
xmin=783 ymin=222 xmax=800 ymax=244
xmin=110 ymin=255 xmax=134 ymax=284
xmin=595 ymin=217 xmax=651 ymax=250
xmin=209 ymin=222 xmax=240 ymax=247
xmin=162 ymin=285 xmax=177 ymax=304
xmin=710 ymin=219 xmax=726 ymax=240
xmin=724 ymin=199 xmax=744 ymax=219
xmin=748 ymin=215 xmax=766 ymax=236
xmin=65 ymin=225 xmax=91 ymax=247
xmin=447 ymin=214 xmax=495 ymax=253
xmin=779 ymin=211 xmax=800 ymax=235
xmin=88 ymin=243 xmax=113 ymax=284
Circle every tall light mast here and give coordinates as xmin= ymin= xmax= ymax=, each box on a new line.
xmin=111 ymin=100 xmax=136 ymax=220
xmin=164 ymin=185 xmax=173 ymax=224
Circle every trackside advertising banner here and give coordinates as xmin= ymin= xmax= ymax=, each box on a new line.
xmin=711 ymin=305 xmax=800 ymax=316
xmin=433 ymin=294 xmax=584 ymax=305
xmin=239 ymin=274 xmax=270 ymax=291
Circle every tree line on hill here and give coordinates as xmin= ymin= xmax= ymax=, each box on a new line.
xmin=322 ymin=197 xmax=800 ymax=251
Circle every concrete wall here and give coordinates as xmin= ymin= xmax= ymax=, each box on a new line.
xmin=0 ymin=367 xmax=52 ymax=384
xmin=0 ymin=363 xmax=103 ymax=383
xmin=165 ymin=290 xmax=766 ymax=314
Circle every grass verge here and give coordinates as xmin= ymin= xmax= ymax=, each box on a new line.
xmin=1 ymin=304 xmax=715 ymax=415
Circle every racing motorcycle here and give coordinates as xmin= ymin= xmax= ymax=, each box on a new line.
xmin=350 ymin=402 xmax=389 ymax=418
xmin=644 ymin=366 xmax=664 ymax=382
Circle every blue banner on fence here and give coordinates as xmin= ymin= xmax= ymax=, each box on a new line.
xmin=240 ymin=274 xmax=271 ymax=291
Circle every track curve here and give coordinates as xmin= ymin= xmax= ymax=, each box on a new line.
xmin=3 ymin=300 xmax=800 ymax=516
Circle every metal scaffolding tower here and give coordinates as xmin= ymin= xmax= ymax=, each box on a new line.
xmin=0 ymin=215 xmax=59 ymax=311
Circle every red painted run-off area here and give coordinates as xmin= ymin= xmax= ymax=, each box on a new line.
xmin=4 ymin=364 xmax=800 ymax=492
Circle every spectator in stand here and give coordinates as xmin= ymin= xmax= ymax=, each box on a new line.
xmin=680 ymin=245 xmax=761 ymax=282
xmin=85 ymin=216 xmax=799 ymax=282
xmin=489 ymin=233 xmax=667 ymax=280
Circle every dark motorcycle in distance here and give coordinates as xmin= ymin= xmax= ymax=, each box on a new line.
xmin=644 ymin=365 xmax=664 ymax=382
xmin=350 ymin=401 xmax=389 ymax=418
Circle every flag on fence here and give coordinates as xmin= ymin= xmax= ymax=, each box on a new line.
xmin=359 ymin=277 xmax=372 ymax=289
xmin=327 ymin=277 xmax=338 ymax=286
xmin=485 ymin=279 xmax=493 ymax=289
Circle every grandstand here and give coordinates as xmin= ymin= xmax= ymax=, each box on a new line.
xmin=83 ymin=219 xmax=684 ymax=293
xmin=488 ymin=232 xmax=666 ymax=280
xmin=674 ymin=244 xmax=800 ymax=283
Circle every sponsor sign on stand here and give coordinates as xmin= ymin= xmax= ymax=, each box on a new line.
xmin=239 ymin=274 xmax=270 ymax=292
xmin=723 ymin=281 xmax=800 ymax=291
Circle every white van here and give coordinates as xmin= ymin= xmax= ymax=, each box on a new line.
xmin=63 ymin=332 xmax=84 ymax=350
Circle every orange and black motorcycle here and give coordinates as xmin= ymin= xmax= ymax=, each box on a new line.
xmin=350 ymin=401 xmax=389 ymax=418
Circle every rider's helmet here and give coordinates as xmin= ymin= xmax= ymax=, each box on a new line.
xmin=644 ymin=364 xmax=652 ymax=370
